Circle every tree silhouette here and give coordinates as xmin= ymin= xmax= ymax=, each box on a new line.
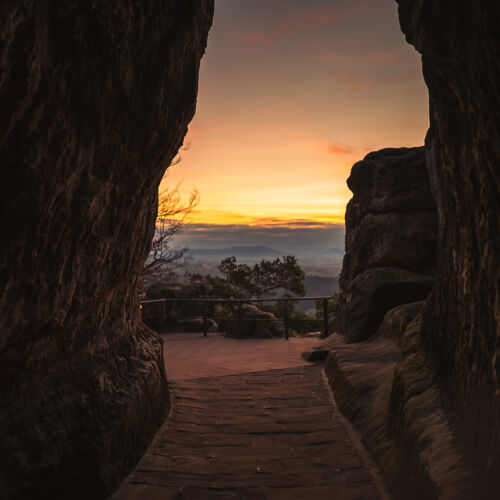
xmin=218 ymin=256 xmax=306 ymax=299
xmin=142 ymin=183 xmax=199 ymax=282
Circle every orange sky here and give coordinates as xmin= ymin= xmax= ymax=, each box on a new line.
xmin=164 ymin=0 xmax=429 ymax=227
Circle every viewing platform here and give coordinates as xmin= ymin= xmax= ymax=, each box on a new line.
xmin=112 ymin=333 xmax=389 ymax=500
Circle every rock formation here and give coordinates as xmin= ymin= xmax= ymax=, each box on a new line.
xmin=324 ymin=3 xmax=500 ymax=498
xmin=397 ymin=1 xmax=500 ymax=494
xmin=0 ymin=2 xmax=214 ymax=499
xmin=336 ymin=147 xmax=438 ymax=342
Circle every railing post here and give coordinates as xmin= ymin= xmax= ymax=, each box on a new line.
xmin=284 ymin=299 xmax=289 ymax=341
xmin=323 ymin=298 xmax=329 ymax=338
xmin=203 ymin=301 xmax=208 ymax=336
xmin=160 ymin=300 xmax=166 ymax=334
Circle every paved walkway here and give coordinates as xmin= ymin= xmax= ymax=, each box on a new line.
xmin=112 ymin=333 xmax=389 ymax=500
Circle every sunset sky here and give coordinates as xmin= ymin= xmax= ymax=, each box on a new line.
xmin=167 ymin=0 xmax=429 ymax=252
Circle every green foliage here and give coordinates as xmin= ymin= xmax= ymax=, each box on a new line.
xmin=218 ymin=256 xmax=306 ymax=299
xmin=189 ymin=273 xmax=244 ymax=300
xmin=141 ymin=258 xmax=338 ymax=337
xmin=315 ymin=293 xmax=339 ymax=319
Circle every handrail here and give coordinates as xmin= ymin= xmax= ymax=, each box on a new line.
xmin=140 ymin=295 xmax=334 ymax=304
xmin=139 ymin=295 xmax=335 ymax=340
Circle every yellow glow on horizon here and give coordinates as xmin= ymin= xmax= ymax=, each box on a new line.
xmin=162 ymin=133 xmax=361 ymax=226
xmin=185 ymin=209 xmax=346 ymax=226
xmin=159 ymin=1 xmax=429 ymax=228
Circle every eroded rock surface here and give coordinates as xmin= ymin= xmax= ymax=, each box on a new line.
xmin=336 ymin=147 xmax=438 ymax=342
xmin=325 ymin=324 xmax=472 ymax=500
xmin=0 ymin=2 xmax=214 ymax=498
xmin=325 ymin=2 xmax=500 ymax=498
xmin=397 ymin=1 xmax=500 ymax=494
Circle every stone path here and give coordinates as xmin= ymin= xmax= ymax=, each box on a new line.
xmin=112 ymin=334 xmax=389 ymax=500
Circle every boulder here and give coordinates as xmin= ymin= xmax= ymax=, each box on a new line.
xmin=223 ymin=304 xmax=288 ymax=339
xmin=336 ymin=146 xmax=438 ymax=341
xmin=345 ymin=211 xmax=438 ymax=278
xmin=375 ymin=301 xmax=424 ymax=342
xmin=346 ymin=147 xmax=436 ymax=217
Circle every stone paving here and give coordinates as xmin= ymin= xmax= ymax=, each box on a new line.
xmin=112 ymin=333 xmax=389 ymax=500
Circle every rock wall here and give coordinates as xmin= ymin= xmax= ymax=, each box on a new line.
xmin=0 ymin=2 xmax=214 ymax=499
xmin=336 ymin=147 xmax=438 ymax=342
xmin=328 ymin=3 xmax=500 ymax=497
xmin=397 ymin=0 xmax=500 ymax=492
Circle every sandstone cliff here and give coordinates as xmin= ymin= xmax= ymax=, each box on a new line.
xmin=336 ymin=147 xmax=438 ymax=342
xmin=0 ymin=2 xmax=214 ymax=498
xmin=325 ymin=2 xmax=500 ymax=498
xmin=397 ymin=0 xmax=500 ymax=494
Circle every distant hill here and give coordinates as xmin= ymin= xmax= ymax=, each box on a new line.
xmin=189 ymin=246 xmax=283 ymax=259
xmin=323 ymin=247 xmax=344 ymax=256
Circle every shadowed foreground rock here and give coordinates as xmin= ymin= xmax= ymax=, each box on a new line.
xmin=0 ymin=2 xmax=213 ymax=499
xmin=397 ymin=0 xmax=500 ymax=495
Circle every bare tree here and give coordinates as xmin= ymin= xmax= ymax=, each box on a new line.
xmin=142 ymin=182 xmax=199 ymax=283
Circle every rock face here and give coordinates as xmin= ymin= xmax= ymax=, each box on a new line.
xmin=324 ymin=321 xmax=473 ymax=500
xmin=397 ymin=1 xmax=500 ymax=493
xmin=0 ymin=2 xmax=214 ymax=499
xmin=328 ymin=4 xmax=500 ymax=498
xmin=338 ymin=267 xmax=433 ymax=342
xmin=336 ymin=147 xmax=438 ymax=342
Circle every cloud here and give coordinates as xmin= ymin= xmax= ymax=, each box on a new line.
xmin=277 ymin=6 xmax=343 ymax=33
xmin=172 ymin=221 xmax=346 ymax=257
xmin=314 ymin=49 xmax=402 ymax=66
xmin=327 ymin=143 xmax=354 ymax=155
xmin=274 ymin=0 xmax=380 ymax=35
xmin=302 ymin=8 xmax=342 ymax=28
xmin=185 ymin=217 xmax=344 ymax=229
xmin=241 ymin=34 xmax=272 ymax=46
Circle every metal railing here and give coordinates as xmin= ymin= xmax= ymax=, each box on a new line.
xmin=139 ymin=296 xmax=334 ymax=340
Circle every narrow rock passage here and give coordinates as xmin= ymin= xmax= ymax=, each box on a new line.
xmin=112 ymin=334 xmax=387 ymax=500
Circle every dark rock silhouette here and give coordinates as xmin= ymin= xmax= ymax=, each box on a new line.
xmin=336 ymin=147 xmax=438 ymax=342
xmin=0 ymin=2 xmax=214 ymax=499
xmin=324 ymin=3 xmax=500 ymax=499
xmin=375 ymin=300 xmax=424 ymax=341
xmin=337 ymin=267 xmax=433 ymax=342
xmin=398 ymin=0 xmax=500 ymax=494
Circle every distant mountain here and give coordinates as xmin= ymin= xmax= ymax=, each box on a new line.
xmin=189 ymin=246 xmax=283 ymax=259
xmin=323 ymin=247 xmax=345 ymax=256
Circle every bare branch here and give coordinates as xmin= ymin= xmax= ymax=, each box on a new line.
xmin=142 ymin=183 xmax=199 ymax=284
